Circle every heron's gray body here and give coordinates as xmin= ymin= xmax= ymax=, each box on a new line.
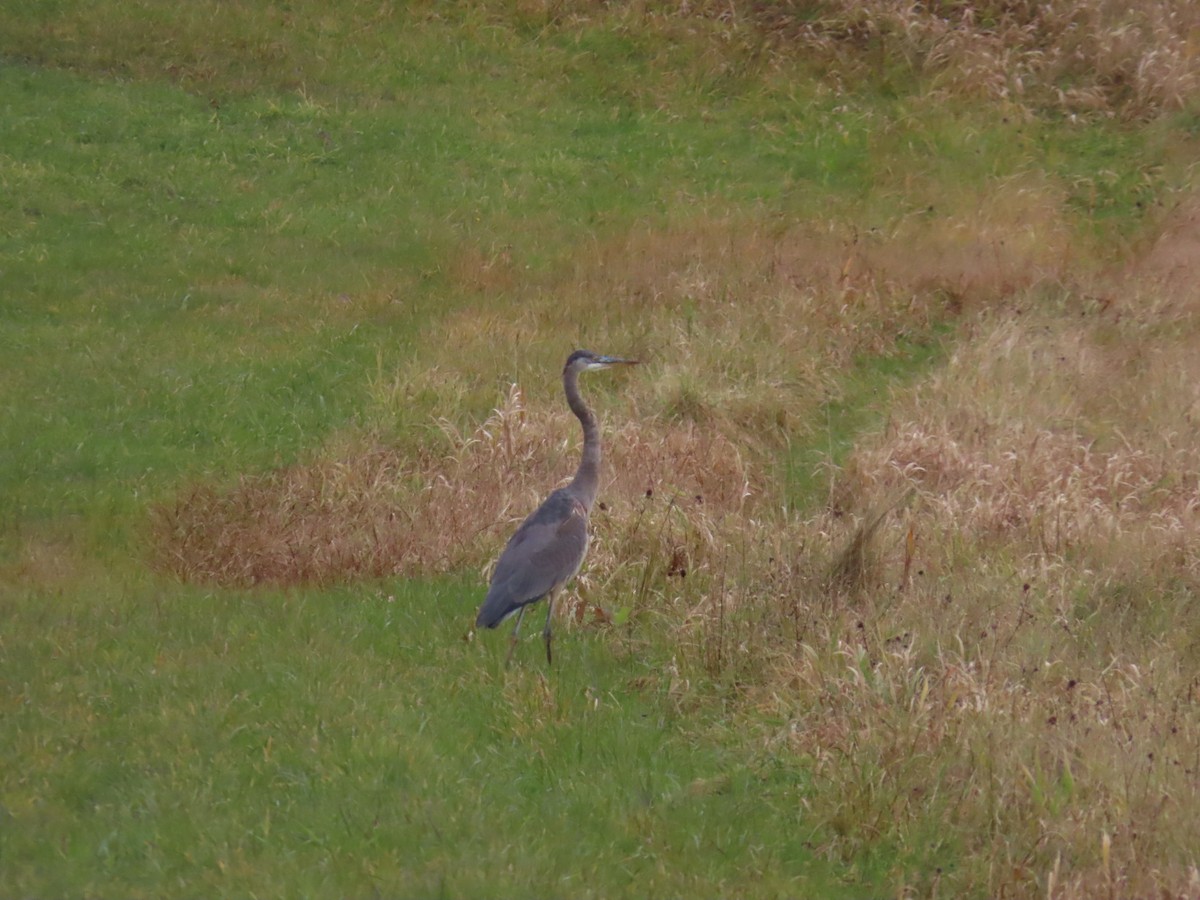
xmin=474 ymin=349 xmax=635 ymax=663
xmin=475 ymin=487 xmax=589 ymax=628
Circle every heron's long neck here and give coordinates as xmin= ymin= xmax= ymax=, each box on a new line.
xmin=564 ymin=366 xmax=600 ymax=510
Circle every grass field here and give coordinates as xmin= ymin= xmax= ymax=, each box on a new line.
xmin=4 ymin=3 xmax=1200 ymax=897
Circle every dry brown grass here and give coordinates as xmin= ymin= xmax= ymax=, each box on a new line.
xmin=844 ymin=195 xmax=1200 ymax=578
xmin=847 ymin=319 xmax=1200 ymax=570
xmin=755 ymin=198 xmax=1200 ymax=896
xmin=700 ymin=0 xmax=1200 ymax=118
xmin=150 ymin=382 xmax=756 ymax=590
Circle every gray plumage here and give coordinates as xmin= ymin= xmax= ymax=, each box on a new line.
xmin=475 ymin=349 xmax=637 ymax=664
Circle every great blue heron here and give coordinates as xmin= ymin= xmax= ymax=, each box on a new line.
xmin=475 ymin=349 xmax=638 ymax=664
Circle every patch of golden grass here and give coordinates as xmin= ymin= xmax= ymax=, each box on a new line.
xmin=430 ymin=187 xmax=1072 ymax=428
xmin=847 ymin=320 xmax=1200 ymax=573
xmin=752 ymin=199 xmax=1200 ymax=895
xmin=722 ymin=0 xmax=1200 ymax=118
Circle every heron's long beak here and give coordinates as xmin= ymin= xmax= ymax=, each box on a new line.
xmin=597 ymin=355 xmax=639 ymax=366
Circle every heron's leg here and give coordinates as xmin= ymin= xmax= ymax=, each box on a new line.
xmin=542 ymin=591 xmax=556 ymax=666
xmin=504 ymin=606 xmax=527 ymax=667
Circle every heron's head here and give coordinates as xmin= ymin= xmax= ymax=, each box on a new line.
xmin=565 ymin=349 xmax=639 ymax=374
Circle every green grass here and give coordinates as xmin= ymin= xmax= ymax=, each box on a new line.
xmin=2 ymin=570 xmax=866 ymax=898
xmin=3 ymin=2 xmax=1200 ymax=896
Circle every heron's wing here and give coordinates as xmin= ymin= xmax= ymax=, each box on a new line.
xmin=475 ymin=490 xmax=589 ymax=628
